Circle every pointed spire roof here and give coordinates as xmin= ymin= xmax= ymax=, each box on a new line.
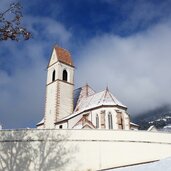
xmin=48 ymin=45 xmax=74 ymax=67
xmin=54 ymin=46 xmax=73 ymax=66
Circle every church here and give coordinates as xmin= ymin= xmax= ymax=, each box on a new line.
xmin=36 ymin=46 xmax=138 ymax=130
xmin=1 ymin=47 xmax=171 ymax=171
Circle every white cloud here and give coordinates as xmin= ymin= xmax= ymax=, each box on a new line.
xmin=75 ymin=21 xmax=171 ymax=115
xmin=25 ymin=16 xmax=72 ymax=45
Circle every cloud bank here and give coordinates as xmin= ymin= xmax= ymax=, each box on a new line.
xmin=75 ymin=21 xmax=171 ymax=115
xmin=1 ymin=0 xmax=171 ymax=128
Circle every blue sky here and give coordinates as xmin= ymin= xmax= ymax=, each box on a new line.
xmin=1 ymin=0 xmax=171 ymax=128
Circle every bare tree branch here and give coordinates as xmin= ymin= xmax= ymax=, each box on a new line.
xmin=0 ymin=2 xmax=31 ymax=41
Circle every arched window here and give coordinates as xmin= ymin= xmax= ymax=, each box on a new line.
xmin=96 ymin=114 xmax=99 ymax=128
xmin=63 ymin=69 xmax=68 ymax=81
xmin=108 ymin=113 xmax=113 ymax=129
xmin=52 ymin=70 xmax=55 ymax=82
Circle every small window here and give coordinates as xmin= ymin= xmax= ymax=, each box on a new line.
xmin=108 ymin=113 xmax=113 ymax=129
xmin=59 ymin=125 xmax=63 ymax=129
xmin=63 ymin=70 xmax=68 ymax=81
xmin=52 ymin=70 xmax=55 ymax=82
xmin=96 ymin=114 xmax=99 ymax=128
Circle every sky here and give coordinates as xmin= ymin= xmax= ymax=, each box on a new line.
xmin=1 ymin=0 xmax=171 ymax=128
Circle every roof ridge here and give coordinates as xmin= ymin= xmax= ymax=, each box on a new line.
xmin=76 ymin=90 xmax=103 ymax=101
xmin=107 ymin=90 xmax=117 ymax=103
xmin=103 ymin=87 xmax=109 ymax=102
xmin=54 ymin=44 xmax=70 ymax=53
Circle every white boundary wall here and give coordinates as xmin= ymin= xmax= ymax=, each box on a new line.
xmin=0 ymin=129 xmax=171 ymax=171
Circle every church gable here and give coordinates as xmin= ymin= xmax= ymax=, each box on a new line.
xmin=72 ymin=115 xmax=95 ymax=129
xmin=48 ymin=48 xmax=58 ymax=67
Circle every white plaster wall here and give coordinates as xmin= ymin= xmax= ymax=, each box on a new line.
xmin=55 ymin=122 xmax=68 ymax=129
xmin=0 ymin=129 xmax=171 ymax=171
xmin=58 ymin=81 xmax=74 ymax=119
xmin=45 ymin=82 xmax=58 ymax=128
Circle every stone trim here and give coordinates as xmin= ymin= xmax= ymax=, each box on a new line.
xmin=60 ymin=105 xmax=126 ymax=123
xmin=1 ymin=137 xmax=171 ymax=145
xmin=43 ymin=87 xmax=48 ymax=128
xmin=98 ymin=160 xmax=159 ymax=171
xmin=56 ymin=81 xmax=60 ymax=122
xmin=46 ymin=79 xmax=74 ymax=87
xmin=48 ymin=60 xmax=75 ymax=69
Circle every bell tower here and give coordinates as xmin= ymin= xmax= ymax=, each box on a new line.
xmin=43 ymin=46 xmax=74 ymax=128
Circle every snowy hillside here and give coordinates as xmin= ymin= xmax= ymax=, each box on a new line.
xmin=162 ymin=124 xmax=171 ymax=132
xmin=109 ymin=157 xmax=171 ymax=171
xmin=133 ymin=106 xmax=171 ymax=130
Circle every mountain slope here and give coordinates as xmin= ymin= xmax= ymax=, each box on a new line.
xmin=132 ymin=106 xmax=171 ymax=130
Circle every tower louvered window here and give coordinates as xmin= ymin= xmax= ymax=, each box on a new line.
xmin=52 ymin=70 xmax=55 ymax=82
xmin=63 ymin=70 xmax=68 ymax=81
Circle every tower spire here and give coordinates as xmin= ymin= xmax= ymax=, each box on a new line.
xmin=43 ymin=46 xmax=74 ymax=128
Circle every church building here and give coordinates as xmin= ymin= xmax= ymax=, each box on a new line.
xmin=37 ymin=46 xmax=138 ymax=130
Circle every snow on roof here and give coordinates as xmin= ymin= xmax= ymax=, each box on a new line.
xmin=148 ymin=125 xmax=158 ymax=131
xmin=130 ymin=122 xmax=139 ymax=127
xmin=74 ymin=84 xmax=96 ymax=109
xmin=163 ymin=124 xmax=171 ymax=129
xmin=74 ymin=88 xmax=126 ymax=113
xmin=74 ymin=87 xmax=82 ymax=109
xmin=58 ymin=88 xmax=127 ymax=122
xmin=36 ymin=118 xmax=44 ymax=126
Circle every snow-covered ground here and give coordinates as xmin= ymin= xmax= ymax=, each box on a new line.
xmin=109 ymin=157 xmax=171 ymax=171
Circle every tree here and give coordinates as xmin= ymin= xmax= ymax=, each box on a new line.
xmin=0 ymin=2 xmax=31 ymax=41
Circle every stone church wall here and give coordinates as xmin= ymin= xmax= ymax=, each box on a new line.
xmin=0 ymin=129 xmax=171 ymax=171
